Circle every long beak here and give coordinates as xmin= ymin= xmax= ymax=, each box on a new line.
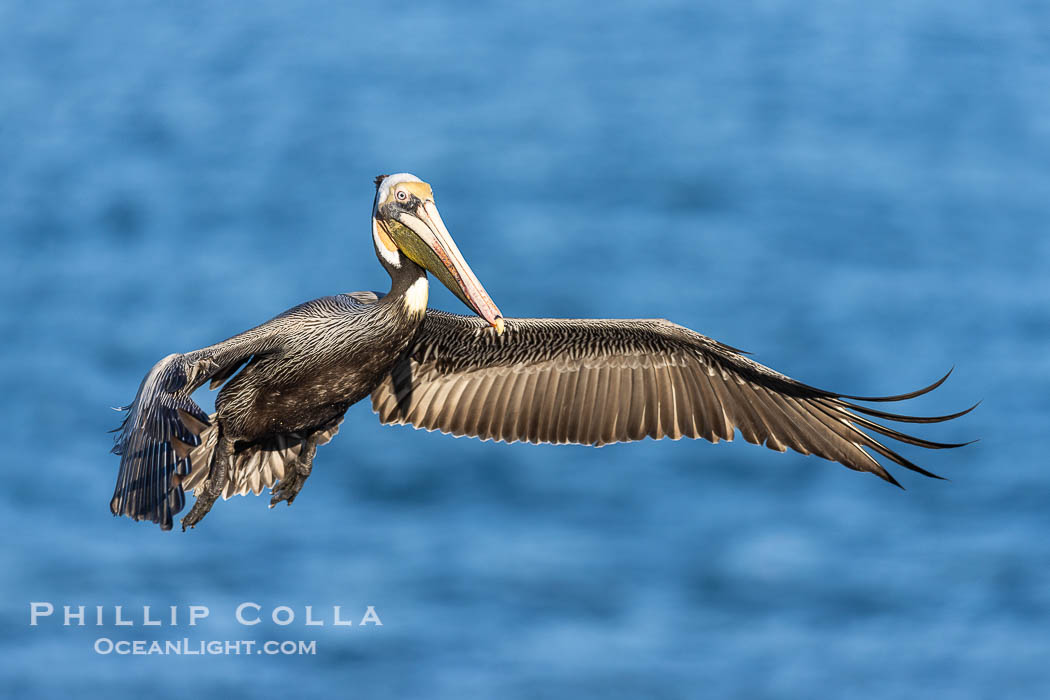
xmin=392 ymin=200 xmax=504 ymax=334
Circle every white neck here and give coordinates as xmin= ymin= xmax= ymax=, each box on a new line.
xmin=372 ymin=218 xmax=401 ymax=268
xmin=403 ymin=276 xmax=429 ymax=314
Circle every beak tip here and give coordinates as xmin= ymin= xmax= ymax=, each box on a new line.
xmin=493 ymin=317 xmax=505 ymax=336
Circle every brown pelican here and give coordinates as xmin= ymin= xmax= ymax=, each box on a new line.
xmin=111 ymin=173 xmax=973 ymax=530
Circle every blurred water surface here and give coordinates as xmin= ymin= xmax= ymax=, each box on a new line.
xmin=2 ymin=1 xmax=1048 ymax=698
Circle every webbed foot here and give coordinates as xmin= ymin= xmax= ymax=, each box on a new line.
xmin=181 ymin=435 xmax=233 ymax=531
xmin=181 ymin=488 xmax=220 ymax=530
xmin=269 ymin=438 xmax=317 ymax=508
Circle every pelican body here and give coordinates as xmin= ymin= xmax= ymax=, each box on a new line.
xmin=111 ymin=173 xmax=973 ymax=531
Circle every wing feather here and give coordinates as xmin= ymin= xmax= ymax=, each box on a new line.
xmin=110 ymin=354 xmax=211 ymax=530
xmin=602 ymin=366 xmax=624 ymax=445
xmin=372 ymin=312 xmax=974 ymax=484
xmin=626 ymin=366 xmax=647 ymax=441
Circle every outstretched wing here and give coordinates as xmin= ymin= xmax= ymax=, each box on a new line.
xmin=110 ymin=292 xmax=381 ymax=529
xmin=110 ymin=337 xmax=281 ymax=529
xmin=371 ymin=311 xmax=974 ymax=484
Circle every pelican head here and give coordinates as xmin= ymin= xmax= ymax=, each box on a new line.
xmin=372 ymin=173 xmax=503 ymax=334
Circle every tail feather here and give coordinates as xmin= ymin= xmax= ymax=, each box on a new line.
xmin=181 ymin=417 xmax=342 ymax=499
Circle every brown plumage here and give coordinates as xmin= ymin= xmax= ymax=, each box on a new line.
xmin=110 ymin=173 xmax=974 ymax=532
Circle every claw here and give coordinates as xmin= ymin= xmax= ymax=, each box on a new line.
xmin=269 ymin=472 xmax=303 ymax=508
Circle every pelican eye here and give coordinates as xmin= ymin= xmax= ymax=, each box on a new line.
xmin=396 ymin=189 xmax=408 ymax=202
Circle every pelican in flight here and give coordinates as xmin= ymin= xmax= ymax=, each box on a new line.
xmin=111 ymin=173 xmax=973 ymax=530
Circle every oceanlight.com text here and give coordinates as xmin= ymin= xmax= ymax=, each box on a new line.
xmin=94 ymin=638 xmax=317 ymax=655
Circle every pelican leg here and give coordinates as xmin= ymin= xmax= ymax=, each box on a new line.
xmin=181 ymin=434 xmax=234 ymax=531
xmin=270 ymin=433 xmax=319 ymax=508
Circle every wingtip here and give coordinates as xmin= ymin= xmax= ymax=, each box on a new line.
xmin=839 ymin=366 xmax=956 ymax=403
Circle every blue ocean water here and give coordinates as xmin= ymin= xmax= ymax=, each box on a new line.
xmin=1 ymin=1 xmax=1047 ymax=697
